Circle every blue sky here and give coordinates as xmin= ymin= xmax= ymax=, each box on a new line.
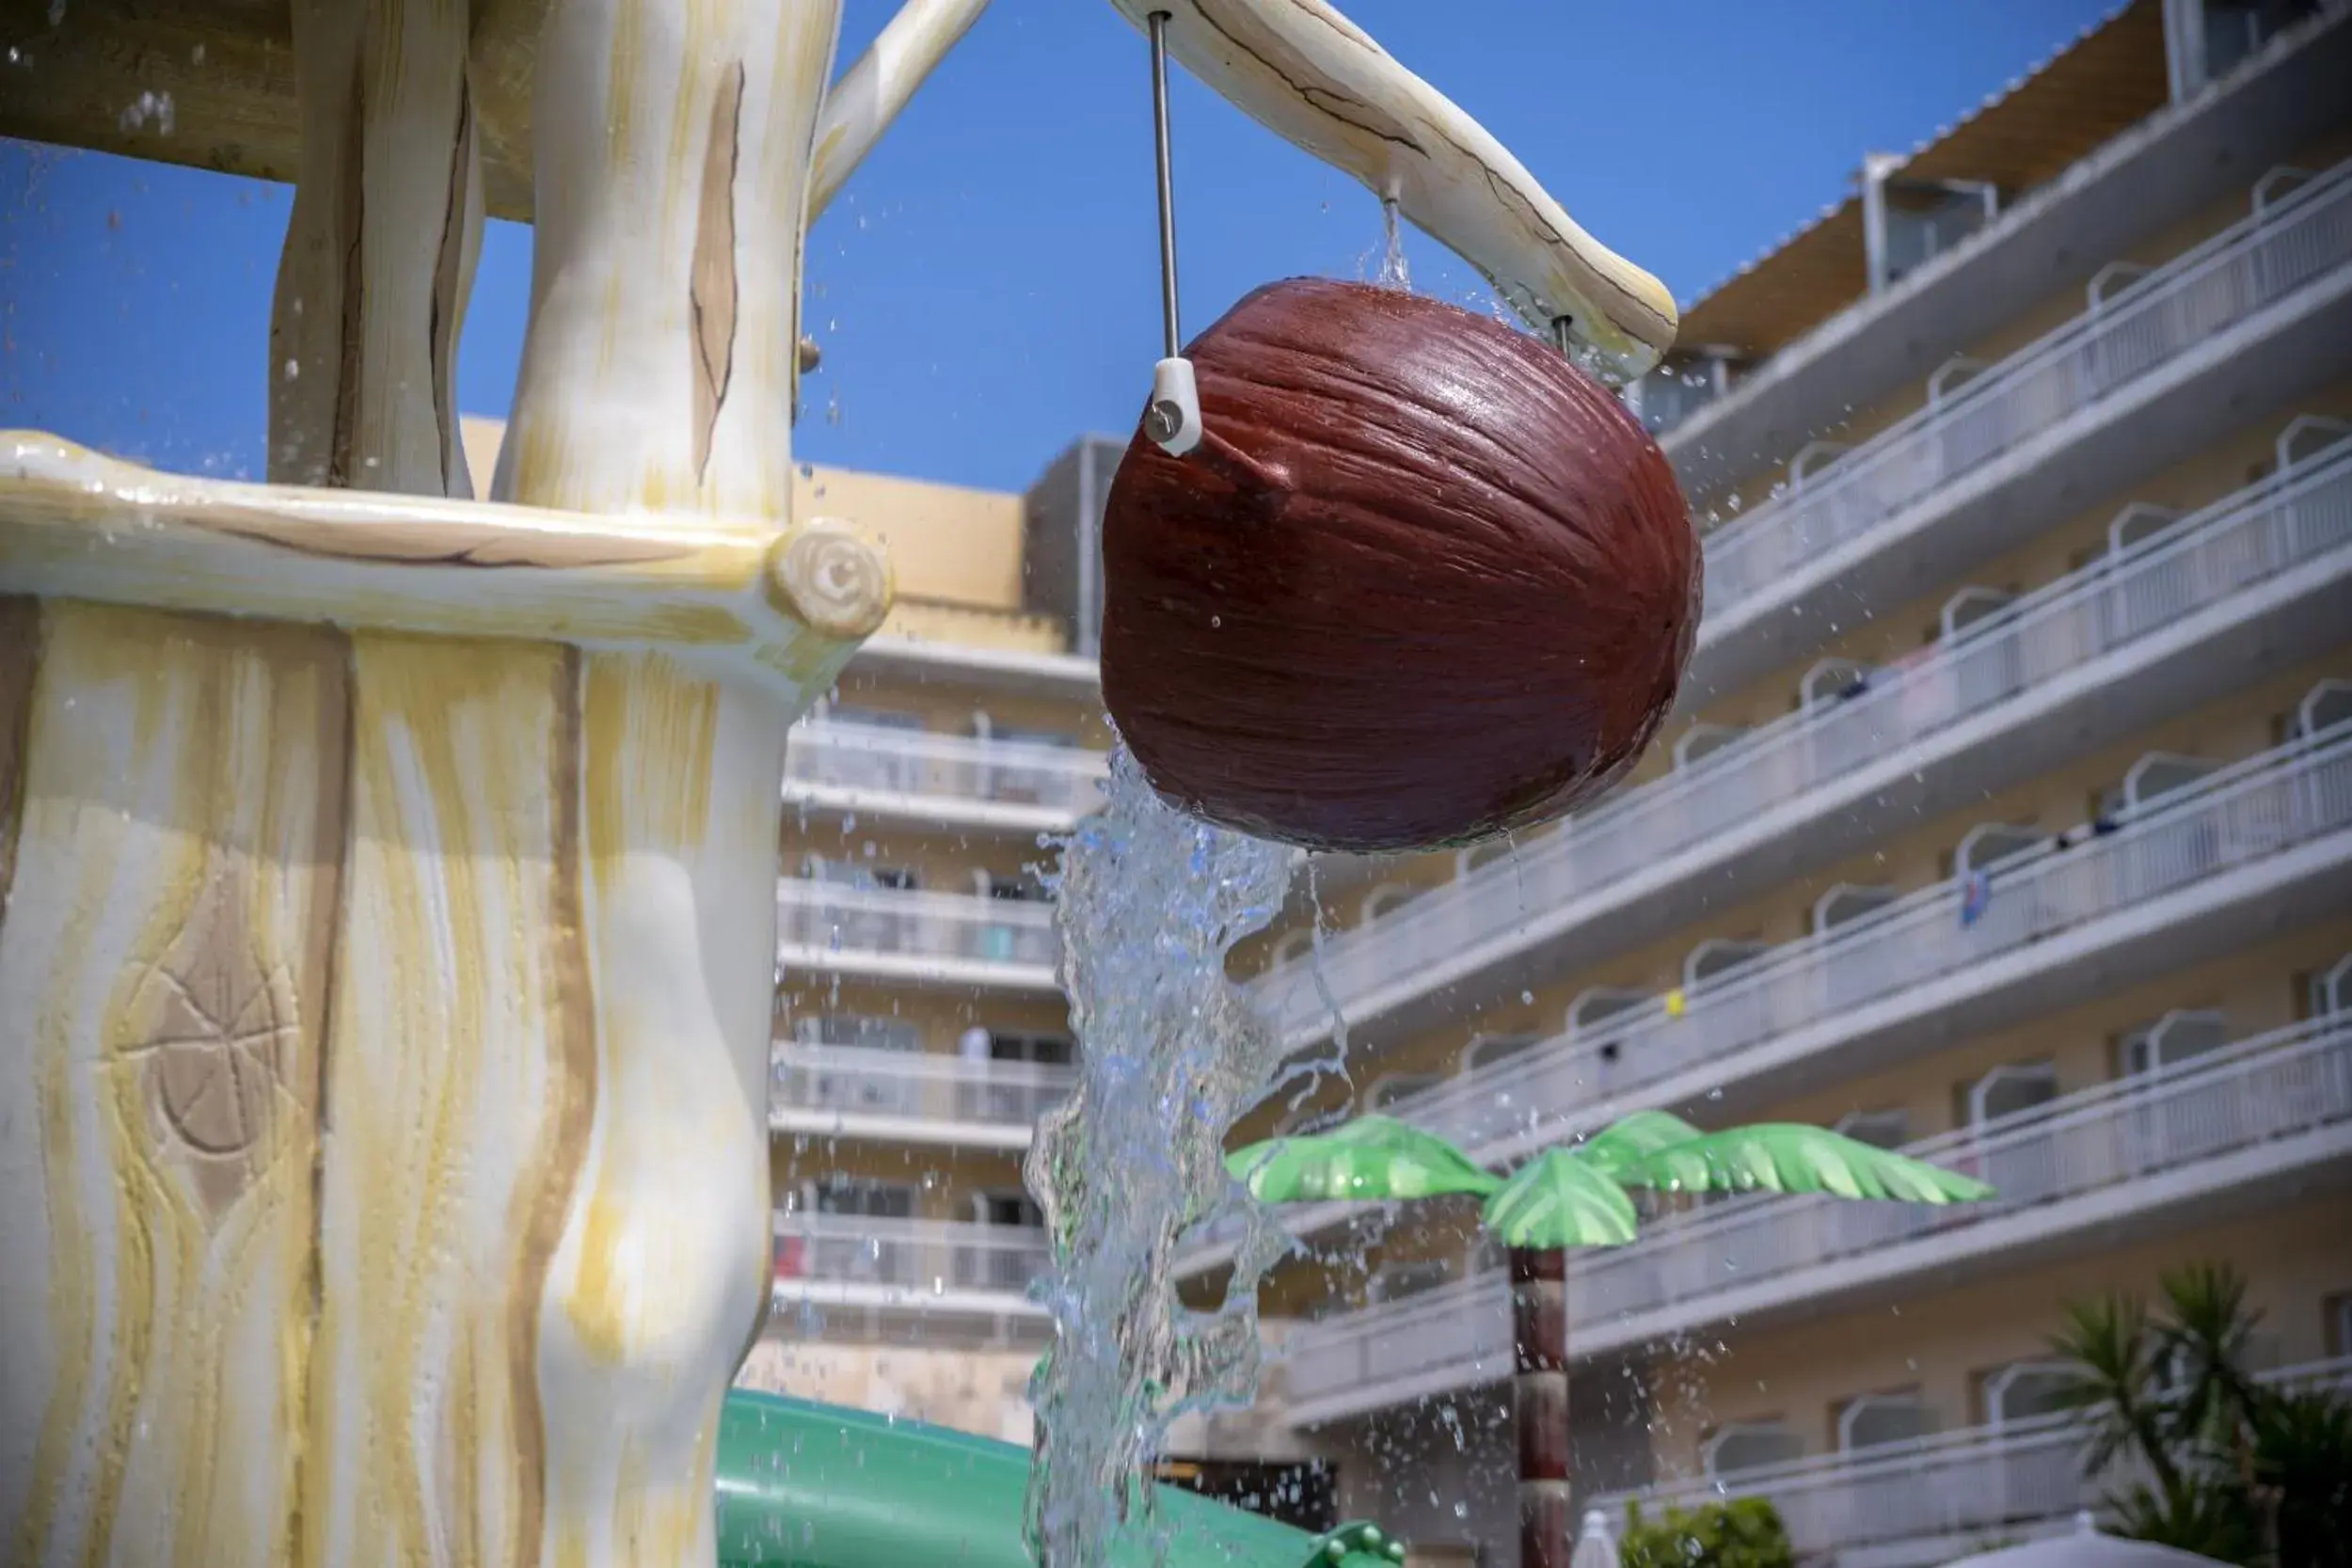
xmin=2 ymin=0 xmax=2120 ymax=494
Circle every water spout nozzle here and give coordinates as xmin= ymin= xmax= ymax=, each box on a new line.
xmin=1146 ymin=356 xmax=1202 ymax=456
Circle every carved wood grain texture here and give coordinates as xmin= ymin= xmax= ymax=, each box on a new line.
xmin=497 ymin=0 xmax=838 ymax=525
xmin=0 ymin=603 xmax=350 ymax=1568
xmin=0 ymin=595 xmax=37 ymax=906
xmin=300 ymin=634 xmax=589 ymax=1568
xmin=270 ymin=0 xmax=484 ymax=497
xmin=532 ymin=650 xmax=786 ymax=1567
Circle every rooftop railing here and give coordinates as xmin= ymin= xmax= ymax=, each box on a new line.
xmin=1701 ymin=155 xmax=2352 ymax=613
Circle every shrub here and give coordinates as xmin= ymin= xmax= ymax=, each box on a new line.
xmin=1619 ymin=1497 xmax=1795 ymax=1568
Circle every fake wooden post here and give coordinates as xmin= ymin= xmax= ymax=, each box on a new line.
xmin=0 ymin=1 xmax=956 ymax=1562
xmin=0 ymin=3 xmax=1683 ymax=1564
xmin=1514 ymin=1245 xmax=1574 ymax=1568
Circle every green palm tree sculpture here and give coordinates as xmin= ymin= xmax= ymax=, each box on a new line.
xmin=1226 ymin=1110 xmax=1994 ymax=1568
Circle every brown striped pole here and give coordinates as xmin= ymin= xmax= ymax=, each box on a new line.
xmin=1513 ymin=1245 xmax=1572 ymax=1568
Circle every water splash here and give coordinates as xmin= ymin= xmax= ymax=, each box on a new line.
xmin=1023 ymin=745 xmax=1296 ymax=1566
xmin=1375 ymin=197 xmax=1413 ymax=292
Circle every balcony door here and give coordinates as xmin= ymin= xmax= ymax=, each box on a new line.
xmin=1568 ymin=988 xmax=1650 ymax=1097
xmin=1942 ymin=586 xmax=2024 ymax=716
xmin=787 ymin=1179 xmax=915 ymax=1285
xmin=971 ymin=1031 xmax=1075 ymax=1123
xmin=800 ymin=856 xmax=920 ymax=954
xmin=973 ymin=871 xmax=1051 ymax=964
xmin=791 ymin=1012 xmax=922 ymax=1117
xmin=1966 ymin=1062 xmax=2060 ymax=1206
xmin=1837 ymin=1390 xmax=1931 ymax=1453
xmin=809 ymin=702 xmax=927 ymax=795
xmin=1702 ymin=1419 xmax=1802 ymax=1479
xmin=969 ymin=710 xmax=1079 ymax=806
xmin=2121 ymin=1010 xmax=2232 ymax=1176
xmin=967 ymin=1192 xmax=1044 ymax=1292
xmin=1983 ymin=1360 xmax=2077 ymax=1428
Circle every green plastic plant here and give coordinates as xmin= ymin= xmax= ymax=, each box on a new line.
xmin=1225 ymin=1108 xmax=1993 ymax=1252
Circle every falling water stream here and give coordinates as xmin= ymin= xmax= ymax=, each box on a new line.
xmin=1022 ymin=745 xmax=1301 ymax=1566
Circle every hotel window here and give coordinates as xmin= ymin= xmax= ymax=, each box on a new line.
xmin=1463 ymin=1033 xmax=1542 ymax=1074
xmin=1982 ymin=1361 xmax=2078 ymax=1427
xmin=2121 ymin=1010 xmax=2229 ymax=1077
xmin=1836 ymin=1389 xmax=1932 ymax=1451
xmin=1673 ymin=723 xmax=1746 ymax=768
xmin=1863 ymin=157 xmax=2000 ymax=292
xmin=1702 ymin=1420 xmax=1802 ymax=1478
xmin=1833 ymin=1108 xmax=1911 ymax=1151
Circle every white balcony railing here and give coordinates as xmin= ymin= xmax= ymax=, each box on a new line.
xmin=1260 ymin=444 xmax=2352 ymax=1037
xmin=770 ymin=1042 xmax=1076 ymax=1130
xmin=1593 ymin=1355 xmax=2352 ymax=1560
xmin=1381 ymin=724 xmax=2352 ymax=1159
xmin=1280 ymin=1020 xmax=2352 ymax=1423
xmin=1702 ymin=154 xmax=2352 ymax=614
xmin=771 ymin=1212 xmax=1049 ymax=1300
xmin=1572 ymin=1015 xmax=2352 ymax=1327
xmin=784 ymin=721 xmax=1108 ymax=819
xmin=775 ymin=880 xmax=1057 ymax=970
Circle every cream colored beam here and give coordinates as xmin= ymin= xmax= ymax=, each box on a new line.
xmin=0 ymin=432 xmax=890 ymax=688
xmin=1104 ymin=0 xmax=1677 ymax=382
xmin=810 ymin=0 xmax=995 ymax=220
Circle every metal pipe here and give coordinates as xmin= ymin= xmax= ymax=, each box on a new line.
xmin=1148 ymin=9 xmax=1182 ymax=359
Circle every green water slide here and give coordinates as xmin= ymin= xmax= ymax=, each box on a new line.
xmin=715 ymin=1391 xmax=1402 ymax=1568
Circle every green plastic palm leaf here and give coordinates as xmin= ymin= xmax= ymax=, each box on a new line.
xmin=1568 ymin=1109 xmax=1706 ymax=1182
xmin=1479 ymin=1148 xmax=1640 ymax=1249
xmin=1622 ymin=1123 xmax=1995 ymax=1204
xmin=1225 ymin=1116 xmax=1502 ymax=1204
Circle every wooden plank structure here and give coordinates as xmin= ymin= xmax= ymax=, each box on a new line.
xmin=0 ymin=4 xmax=1680 ymax=1565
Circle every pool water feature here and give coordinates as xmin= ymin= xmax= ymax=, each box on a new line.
xmin=1023 ymin=745 xmax=1301 ymax=1567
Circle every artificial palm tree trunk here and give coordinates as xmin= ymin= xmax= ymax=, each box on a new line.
xmin=1514 ymin=1244 xmax=1573 ymax=1568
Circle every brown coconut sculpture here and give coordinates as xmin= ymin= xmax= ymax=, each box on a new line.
xmin=1101 ymin=277 xmax=1701 ymax=854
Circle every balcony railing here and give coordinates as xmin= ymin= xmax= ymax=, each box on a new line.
xmin=1385 ymin=724 xmax=2352 ymax=1158
xmin=1702 ymin=154 xmax=2352 ymax=615
xmin=1592 ymin=1356 xmax=2352 ymax=1560
xmin=1279 ymin=1021 xmax=2352 ymax=1422
xmin=770 ymin=1042 xmax=1076 ymax=1131
xmin=784 ymin=721 xmax=1108 ymax=819
xmin=1259 ymin=446 xmax=2352 ymax=1037
xmin=771 ymin=1212 xmax=1049 ymax=1300
xmin=1571 ymin=1015 xmax=2352 ymax=1329
xmin=775 ymin=880 xmax=1057 ymax=971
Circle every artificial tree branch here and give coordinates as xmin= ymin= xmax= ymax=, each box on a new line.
xmin=808 ymin=0 xmax=994 ymax=221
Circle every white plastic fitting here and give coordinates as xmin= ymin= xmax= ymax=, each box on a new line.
xmin=1144 ymin=356 xmax=1202 ymax=456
